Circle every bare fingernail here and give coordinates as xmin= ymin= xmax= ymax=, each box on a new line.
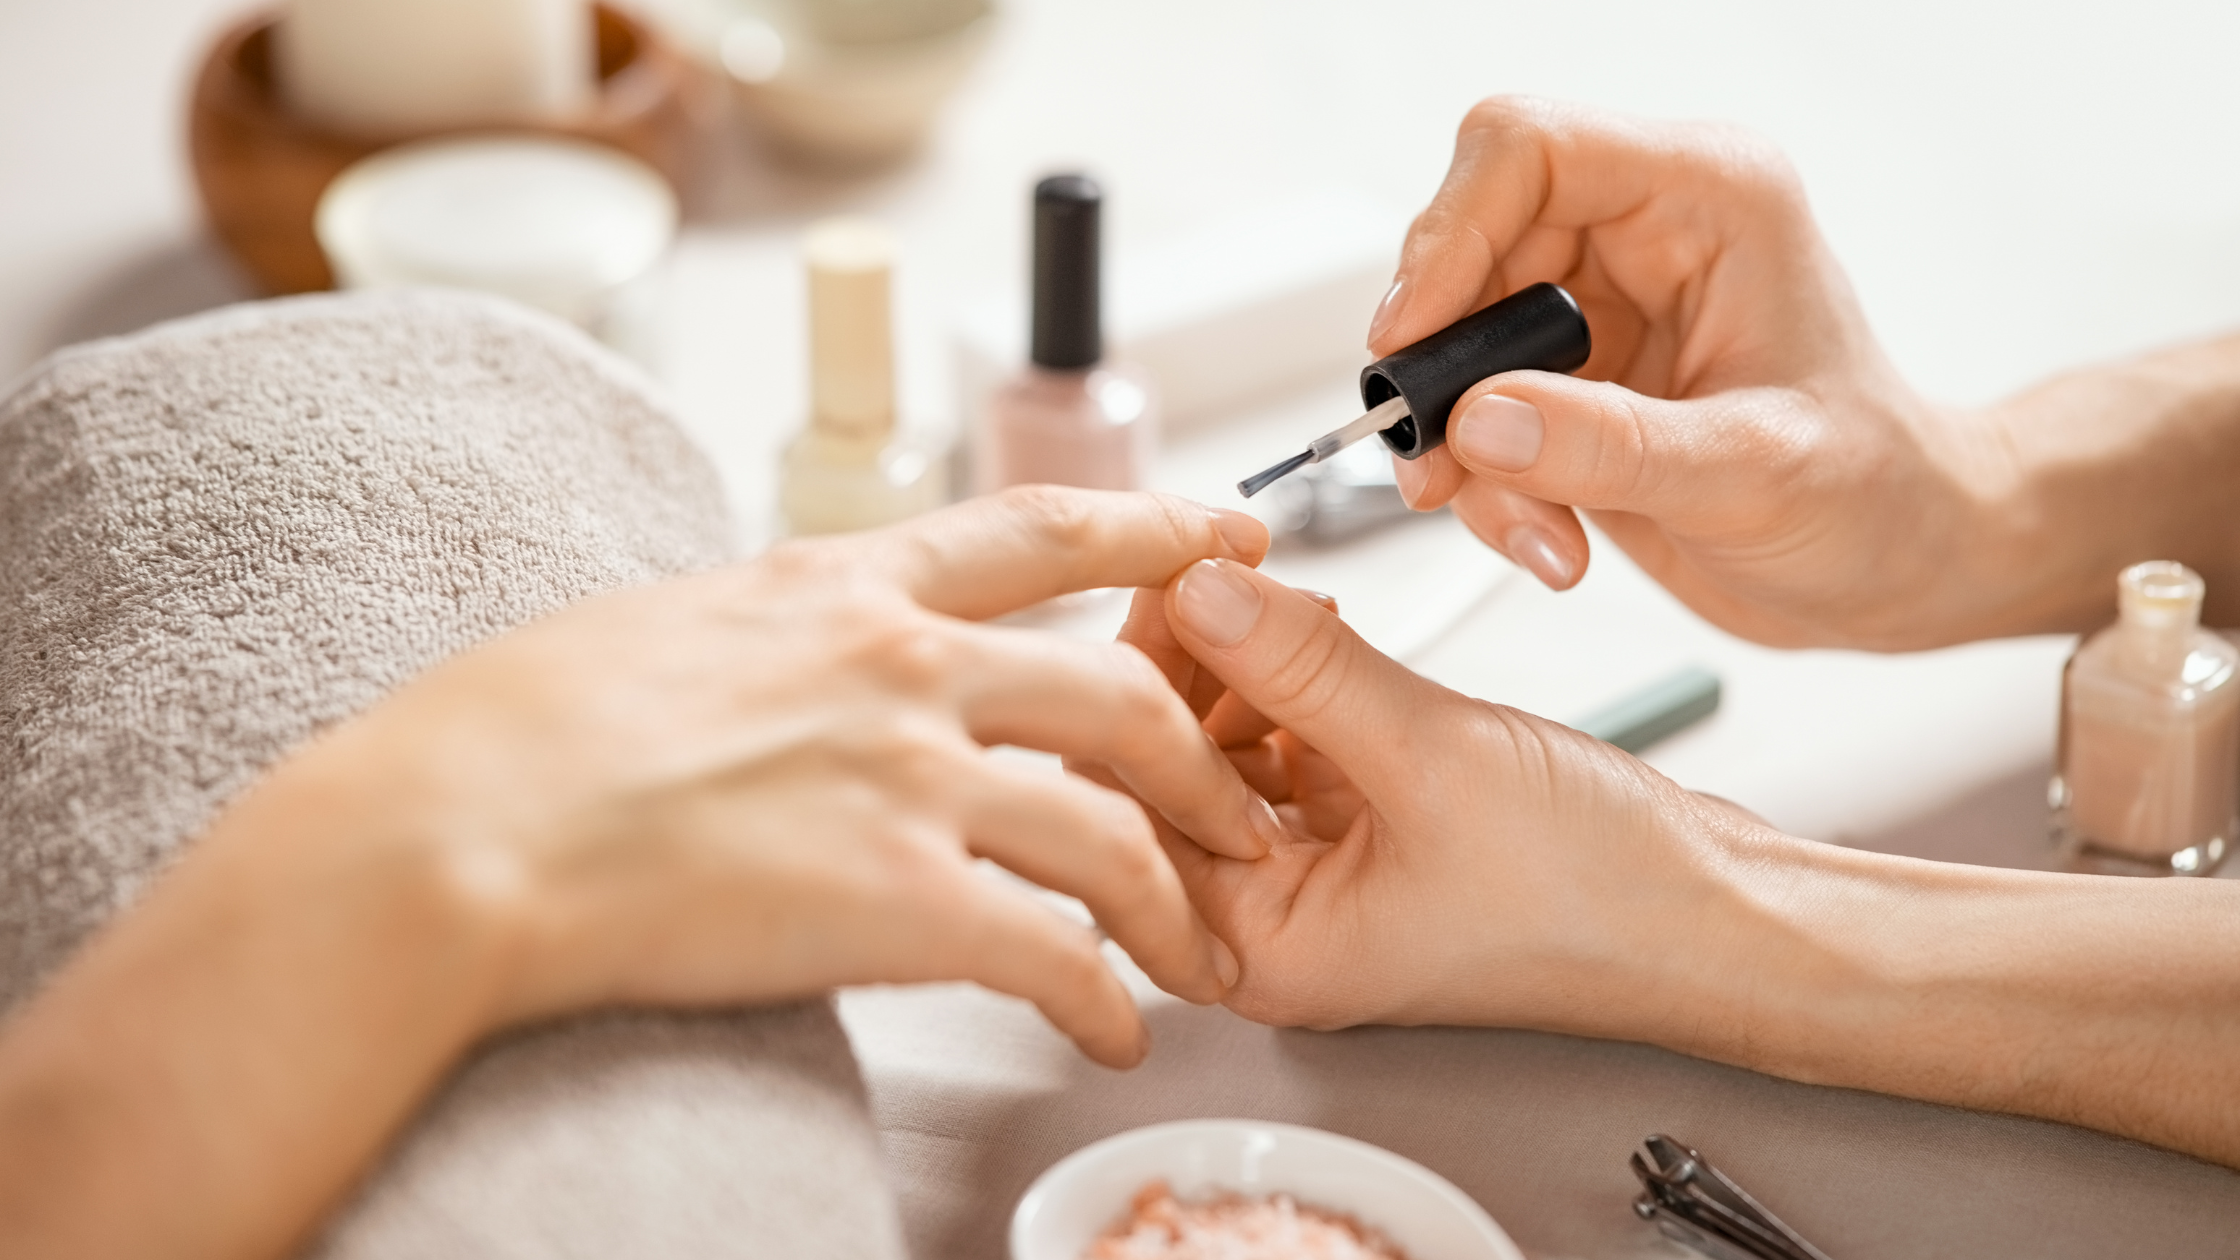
xmin=1455 ymin=393 xmax=1544 ymax=473
xmin=1391 ymin=451 xmax=1431 ymax=508
xmin=1292 ymin=587 xmax=1337 ymax=612
xmin=1208 ymin=508 xmax=1266 ymax=560
xmin=1174 ymin=560 xmax=1263 ymax=648
xmin=1505 ymin=524 xmax=1576 ymax=589
xmin=1247 ymin=790 xmax=1286 ymax=854
xmin=1133 ymin=1022 xmax=1153 ymax=1064
xmin=1211 ymin=937 xmax=1240 ymax=989
xmin=1367 ymin=275 xmax=1407 ymax=348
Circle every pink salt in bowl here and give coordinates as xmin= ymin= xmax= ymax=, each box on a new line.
xmin=1011 ymin=1119 xmax=1525 ymax=1260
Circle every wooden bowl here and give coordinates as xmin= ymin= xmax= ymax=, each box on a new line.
xmin=188 ymin=4 xmax=700 ymax=295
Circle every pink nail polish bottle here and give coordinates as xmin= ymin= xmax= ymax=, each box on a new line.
xmin=979 ymin=174 xmax=1157 ymax=493
xmin=2051 ymin=561 xmax=2240 ymax=875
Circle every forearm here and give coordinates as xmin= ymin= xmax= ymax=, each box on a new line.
xmin=1662 ymin=821 xmax=2240 ymax=1164
xmin=1979 ymin=332 xmax=2240 ymax=632
xmin=0 ymin=748 xmax=517 ymax=1259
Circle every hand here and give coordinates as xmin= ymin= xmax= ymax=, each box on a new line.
xmin=1373 ymin=97 xmax=2022 ymax=649
xmin=1077 ymin=557 xmax=1744 ymax=1033
xmin=256 ymin=487 xmax=1283 ymax=1068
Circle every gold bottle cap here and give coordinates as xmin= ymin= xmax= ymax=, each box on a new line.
xmin=803 ymin=216 xmax=895 ymax=446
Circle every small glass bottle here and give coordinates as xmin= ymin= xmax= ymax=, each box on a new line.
xmin=781 ymin=216 xmax=945 ymax=536
xmin=2051 ymin=561 xmax=2240 ymax=875
xmin=979 ymin=173 xmax=1158 ymax=493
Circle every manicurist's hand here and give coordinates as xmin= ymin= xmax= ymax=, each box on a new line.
xmin=1080 ymin=558 xmax=1745 ymax=1033
xmin=0 ymin=487 xmax=1283 ymax=1260
xmin=1377 ymin=98 xmax=2029 ymax=648
xmin=1102 ymin=559 xmax=2240 ymax=1170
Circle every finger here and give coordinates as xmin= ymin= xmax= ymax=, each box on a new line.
xmin=947 ymin=623 xmax=1282 ymax=860
xmin=1372 ymin=97 xmax=1757 ymax=358
xmin=1392 ymin=447 xmax=1464 ymax=511
xmin=1116 ymin=585 xmax=1228 ymax=719
xmin=958 ymin=757 xmax=1233 ymax=1006
xmin=1203 ymin=689 xmax=1277 ymax=749
xmin=1444 ymin=373 xmax=1817 ymax=533
xmin=1447 ymin=478 xmax=1590 ymax=590
xmin=1165 ymin=559 xmax=1443 ymax=788
xmin=864 ymin=487 xmax=1271 ymax=622
xmin=951 ymin=877 xmax=1150 ymax=1068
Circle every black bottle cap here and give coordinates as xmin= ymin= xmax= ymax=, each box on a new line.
xmin=1031 ymin=174 xmax=1102 ymax=369
xmin=1364 ymin=282 xmax=1592 ymax=459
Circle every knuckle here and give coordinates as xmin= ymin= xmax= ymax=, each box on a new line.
xmin=842 ymin=616 xmax=963 ymax=697
xmin=993 ymin=483 xmax=1101 ymax=553
xmin=1255 ymin=620 xmax=1352 ymax=727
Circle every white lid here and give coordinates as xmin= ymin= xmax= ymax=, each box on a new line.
xmin=316 ymin=135 xmax=677 ymax=325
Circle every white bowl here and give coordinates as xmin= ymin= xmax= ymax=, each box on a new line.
xmin=1010 ymin=1119 xmax=1526 ymax=1260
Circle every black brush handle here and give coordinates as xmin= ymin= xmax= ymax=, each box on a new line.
xmin=1364 ymin=281 xmax=1592 ymax=459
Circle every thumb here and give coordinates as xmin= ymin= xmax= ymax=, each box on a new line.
xmin=1163 ymin=560 xmax=1436 ymax=785
xmin=1444 ymin=371 xmax=1808 ymax=528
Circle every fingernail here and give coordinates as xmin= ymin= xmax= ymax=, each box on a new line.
xmin=1208 ymin=508 xmax=1265 ymax=560
xmin=1134 ymin=1022 xmax=1153 ymax=1063
xmin=1173 ymin=559 xmax=1263 ymax=647
xmin=1366 ymin=275 xmax=1407 ymax=348
xmin=1211 ymin=937 xmax=1240 ymax=989
xmin=1293 ymin=588 xmax=1337 ymax=612
xmin=1454 ymin=393 xmax=1544 ymax=473
xmin=1505 ymin=524 xmax=1576 ymax=589
xmin=1391 ymin=451 xmax=1430 ymax=508
xmin=1247 ymin=790 xmax=1286 ymax=853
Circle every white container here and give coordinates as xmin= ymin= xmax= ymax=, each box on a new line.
xmin=1011 ymin=1119 xmax=1524 ymax=1260
xmin=316 ymin=135 xmax=677 ymax=351
xmin=276 ymin=0 xmax=595 ymax=137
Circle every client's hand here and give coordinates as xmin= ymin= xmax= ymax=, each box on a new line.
xmin=1378 ymin=97 xmax=2019 ymax=649
xmin=271 ymin=487 xmax=1280 ymax=1068
xmin=1079 ymin=559 xmax=1739 ymax=1033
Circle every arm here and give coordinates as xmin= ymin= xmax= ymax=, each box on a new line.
xmin=1103 ymin=559 xmax=2240 ymax=1165
xmin=1379 ymin=97 xmax=2240 ymax=645
xmin=0 ymin=488 xmax=1281 ymax=1260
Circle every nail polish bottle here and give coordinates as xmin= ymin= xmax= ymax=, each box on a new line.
xmin=782 ymin=216 xmax=946 ymax=536
xmin=979 ymin=174 xmax=1157 ymax=492
xmin=2051 ymin=561 xmax=2240 ymax=875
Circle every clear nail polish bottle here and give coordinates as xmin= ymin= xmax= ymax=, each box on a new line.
xmin=781 ymin=216 xmax=946 ymax=536
xmin=979 ymin=173 xmax=1157 ymax=493
xmin=2050 ymin=561 xmax=2240 ymax=875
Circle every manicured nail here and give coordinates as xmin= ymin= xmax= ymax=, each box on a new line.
xmin=1208 ymin=508 xmax=1265 ymax=560
xmin=1174 ymin=559 xmax=1263 ymax=647
xmin=1390 ymin=451 xmax=1430 ymax=508
xmin=1454 ymin=393 xmax=1544 ymax=473
xmin=1211 ymin=937 xmax=1241 ymax=988
xmin=1367 ymin=275 xmax=1407 ymax=348
xmin=1504 ymin=524 xmax=1576 ymax=589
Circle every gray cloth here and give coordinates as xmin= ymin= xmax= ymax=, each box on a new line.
xmin=0 ymin=291 xmax=906 ymax=1259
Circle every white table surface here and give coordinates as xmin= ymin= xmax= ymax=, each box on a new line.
xmin=8 ymin=2 xmax=2240 ymax=1254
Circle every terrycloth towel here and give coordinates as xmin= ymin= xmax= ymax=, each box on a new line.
xmin=0 ymin=291 xmax=907 ymax=1259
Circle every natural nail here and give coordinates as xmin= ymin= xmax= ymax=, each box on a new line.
xmin=1293 ymin=588 xmax=1337 ymax=612
xmin=1367 ymin=276 xmax=1407 ymax=348
xmin=1173 ymin=559 xmax=1263 ymax=647
xmin=1247 ymin=790 xmax=1286 ymax=853
xmin=1208 ymin=508 xmax=1266 ymax=560
xmin=1211 ymin=937 xmax=1241 ymax=989
xmin=1505 ymin=524 xmax=1576 ymax=589
xmin=1391 ymin=451 xmax=1430 ymax=508
xmin=1455 ymin=393 xmax=1545 ymax=473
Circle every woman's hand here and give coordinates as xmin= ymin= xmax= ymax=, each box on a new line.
xmin=1074 ymin=558 xmax=1744 ymax=1033
xmin=1377 ymin=98 xmax=2030 ymax=649
xmin=292 ymin=486 xmax=1286 ymax=1066
xmin=1094 ymin=559 xmax=2240 ymax=1168
xmin=0 ymin=488 xmax=1285 ymax=1260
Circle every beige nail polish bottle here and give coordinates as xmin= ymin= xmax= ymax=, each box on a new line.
xmin=2051 ymin=561 xmax=2240 ymax=875
xmin=979 ymin=173 xmax=1157 ymax=493
xmin=782 ymin=216 xmax=946 ymax=536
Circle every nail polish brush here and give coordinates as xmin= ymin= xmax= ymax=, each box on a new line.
xmin=1237 ymin=281 xmax=1592 ymax=498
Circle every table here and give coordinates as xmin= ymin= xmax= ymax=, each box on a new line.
xmin=7 ymin=1 xmax=2240 ymax=1254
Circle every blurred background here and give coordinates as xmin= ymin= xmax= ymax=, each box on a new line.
xmin=6 ymin=0 xmax=2240 ymax=854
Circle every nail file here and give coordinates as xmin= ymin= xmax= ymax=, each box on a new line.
xmin=1237 ymin=281 xmax=1592 ymax=498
